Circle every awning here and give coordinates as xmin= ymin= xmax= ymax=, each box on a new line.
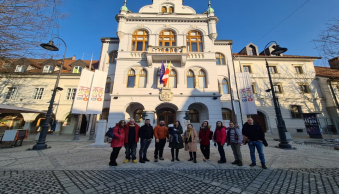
xmin=0 ymin=104 xmax=46 ymax=114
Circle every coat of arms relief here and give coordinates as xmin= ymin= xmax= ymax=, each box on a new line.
xmin=159 ymin=87 xmax=173 ymax=101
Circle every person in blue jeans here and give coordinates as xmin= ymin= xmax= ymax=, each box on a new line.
xmin=242 ymin=118 xmax=267 ymax=169
xmin=138 ymin=119 xmax=153 ymax=163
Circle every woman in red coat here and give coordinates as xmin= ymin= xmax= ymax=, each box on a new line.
xmin=213 ymin=121 xmax=227 ymax=163
xmin=109 ymin=120 xmax=126 ymax=166
xmin=199 ymin=121 xmax=211 ymax=161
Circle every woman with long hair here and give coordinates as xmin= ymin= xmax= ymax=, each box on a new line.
xmin=183 ymin=124 xmax=198 ymax=163
xmin=168 ymin=121 xmax=184 ymax=161
xmin=199 ymin=121 xmax=211 ymax=161
xmin=109 ymin=120 xmax=126 ymax=166
xmin=213 ymin=121 xmax=227 ymax=163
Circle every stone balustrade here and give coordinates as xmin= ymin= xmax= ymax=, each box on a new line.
xmin=147 ymin=46 xmax=187 ymax=54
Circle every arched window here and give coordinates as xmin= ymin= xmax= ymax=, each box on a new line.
xmin=109 ymin=51 xmax=118 ymax=64
xmin=139 ymin=69 xmax=147 ymax=88
xmin=169 ymin=70 xmax=177 ymax=88
xmin=198 ymin=70 xmax=206 ymax=88
xmin=169 ymin=6 xmax=174 ymax=13
xmin=222 ymin=108 xmax=232 ymax=121
xmin=161 ymin=6 xmax=167 ymax=13
xmin=134 ymin=109 xmax=143 ymax=123
xmin=249 ymin=45 xmax=257 ymax=56
xmin=189 ymin=109 xmax=199 ymax=123
xmin=187 ymin=70 xmax=195 ymax=88
xmin=131 ymin=30 xmax=148 ymax=51
xmin=127 ymin=69 xmax=135 ymax=88
xmin=216 ymin=53 xmax=225 ymax=65
xmin=159 ymin=30 xmax=176 ymax=47
xmin=101 ymin=108 xmax=109 ymax=120
xmin=105 ymin=77 xmax=112 ymax=93
xmin=222 ymin=79 xmax=229 ymax=94
xmin=186 ymin=31 xmax=203 ymax=52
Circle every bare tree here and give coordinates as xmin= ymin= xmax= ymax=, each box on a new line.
xmin=314 ymin=17 xmax=339 ymax=60
xmin=0 ymin=0 xmax=64 ymax=59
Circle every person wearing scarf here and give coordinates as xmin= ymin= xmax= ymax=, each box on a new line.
xmin=199 ymin=121 xmax=211 ymax=161
xmin=123 ymin=119 xmax=140 ymax=163
xmin=213 ymin=121 xmax=227 ymax=163
xmin=168 ymin=121 xmax=184 ymax=162
xmin=183 ymin=124 xmax=198 ymax=163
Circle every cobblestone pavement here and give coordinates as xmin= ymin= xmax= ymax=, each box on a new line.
xmin=1 ymin=139 xmax=339 ymax=193
xmin=1 ymin=168 xmax=339 ymax=194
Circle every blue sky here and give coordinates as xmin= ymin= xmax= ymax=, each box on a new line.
xmin=50 ymin=0 xmax=339 ymax=67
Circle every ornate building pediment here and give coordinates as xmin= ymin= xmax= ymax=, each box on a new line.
xmin=159 ymin=87 xmax=173 ymax=101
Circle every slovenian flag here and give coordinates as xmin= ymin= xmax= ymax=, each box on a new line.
xmin=162 ymin=61 xmax=171 ymax=86
xmin=160 ymin=61 xmax=165 ymax=84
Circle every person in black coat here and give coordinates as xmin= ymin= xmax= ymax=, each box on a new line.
xmin=138 ymin=119 xmax=153 ymax=163
xmin=168 ymin=121 xmax=184 ymax=162
xmin=242 ymin=118 xmax=267 ymax=169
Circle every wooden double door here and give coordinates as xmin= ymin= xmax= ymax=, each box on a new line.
xmin=157 ymin=108 xmax=176 ymax=125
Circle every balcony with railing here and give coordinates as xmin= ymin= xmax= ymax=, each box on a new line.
xmin=146 ymin=46 xmax=188 ymax=67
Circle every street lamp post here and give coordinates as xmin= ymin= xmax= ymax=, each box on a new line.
xmin=32 ymin=37 xmax=67 ymax=150
xmin=263 ymin=41 xmax=292 ymax=149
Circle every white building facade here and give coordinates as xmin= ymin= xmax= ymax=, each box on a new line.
xmin=99 ymin=0 xmax=242 ymax=131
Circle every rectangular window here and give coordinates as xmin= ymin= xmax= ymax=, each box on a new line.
xmin=33 ymin=88 xmax=44 ymax=99
xmin=291 ymin=105 xmax=302 ymax=118
xmin=251 ymin=84 xmax=257 ymax=94
xmin=216 ymin=58 xmax=221 ymax=65
xmin=66 ymin=88 xmax=77 ymax=100
xmin=198 ymin=77 xmax=206 ymax=88
xmin=273 ymin=85 xmax=282 ymax=93
xmin=127 ymin=76 xmax=135 ymax=88
xmin=269 ymin=66 xmax=277 ymax=74
xmin=243 ymin=66 xmax=251 ymax=73
xmin=105 ymin=83 xmax=111 ymax=93
xmin=299 ymin=85 xmax=310 ymax=93
xmin=222 ymin=113 xmax=232 ymax=120
xmin=295 ymin=66 xmax=303 ymax=74
xmin=187 ymin=77 xmax=194 ymax=88
xmin=139 ymin=76 xmax=146 ymax=88
xmin=43 ymin=66 xmax=53 ymax=73
xmin=73 ymin=66 xmax=83 ymax=73
xmin=5 ymin=87 xmax=18 ymax=99
xmin=14 ymin=65 xmax=24 ymax=73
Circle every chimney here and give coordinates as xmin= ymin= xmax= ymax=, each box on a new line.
xmin=72 ymin=55 xmax=76 ymax=60
xmin=328 ymin=57 xmax=339 ymax=69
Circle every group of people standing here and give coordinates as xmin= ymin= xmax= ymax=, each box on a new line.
xmin=109 ymin=118 xmax=267 ymax=169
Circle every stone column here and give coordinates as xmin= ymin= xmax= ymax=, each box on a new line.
xmin=23 ymin=121 xmax=32 ymax=134
xmin=177 ymin=111 xmax=187 ymax=129
xmin=145 ymin=111 xmax=155 ymax=126
xmin=92 ymin=120 xmax=107 ymax=146
xmin=89 ymin=115 xmax=97 ymax=140
xmin=73 ymin=115 xmax=82 ymax=140
xmin=54 ymin=121 xmax=63 ymax=135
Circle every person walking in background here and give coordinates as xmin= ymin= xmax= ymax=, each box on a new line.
xmin=109 ymin=120 xmax=126 ymax=166
xmin=183 ymin=124 xmax=198 ymax=163
xmin=168 ymin=121 xmax=184 ymax=162
xmin=214 ymin=121 xmax=227 ymax=163
xmin=242 ymin=118 xmax=267 ymax=169
xmin=153 ymin=120 xmax=169 ymax=162
xmin=138 ymin=119 xmax=153 ymax=163
xmin=226 ymin=122 xmax=243 ymax=166
xmin=123 ymin=119 xmax=140 ymax=164
xmin=199 ymin=121 xmax=211 ymax=161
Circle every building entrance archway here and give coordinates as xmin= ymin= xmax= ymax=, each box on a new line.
xmin=157 ymin=108 xmax=176 ymax=125
xmin=251 ymin=111 xmax=268 ymax=132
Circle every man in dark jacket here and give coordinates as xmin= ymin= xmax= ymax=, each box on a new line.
xmin=138 ymin=119 xmax=153 ymax=163
xmin=124 ymin=119 xmax=140 ymax=164
xmin=242 ymin=118 xmax=267 ymax=169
